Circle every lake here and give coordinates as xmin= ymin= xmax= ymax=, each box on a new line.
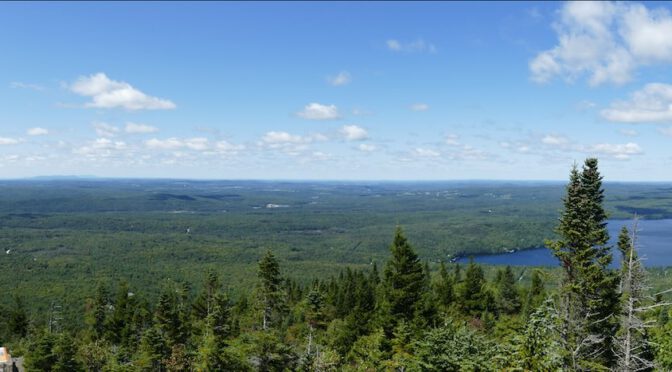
xmin=457 ymin=219 xmax=672 ymax=267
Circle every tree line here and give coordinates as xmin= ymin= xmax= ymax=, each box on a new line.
xmin=2 ymin=158 xmax=672 ymax=371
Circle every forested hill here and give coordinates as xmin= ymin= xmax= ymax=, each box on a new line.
xmin=1 ymin=161 xmax=672 ymax=370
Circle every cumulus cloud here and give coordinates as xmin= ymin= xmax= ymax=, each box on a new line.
xmin=410 ymin=103 xmax=430 ymax=112
xmin=601 ymin=83 xmax=672 ymax=123
xmin=386 ymin=39 xmax=437 ymax=53
xmin=339 ymin=125 xmax=368 ymax=141
xmin=215 ymin=140 xmax=245 ymax=155
xmin=70 ymin=73 xmax=176 ymax=110
xmin=258 ymin=131 xmax=315 ymax=156
xmin=0 ymin=137 xmax=19 ymax=145
xmin=73 ymin=138 xmax=127 ymax=158
xmin=261 ymin=131 xmax=308 ymax=145
xmin=530 ymin=1 xmax=672 ymax=85
xmin=297 ymin=103 xmax=340 ymax=120
xmin=125 ymin=122 xmax=159 ymax=134
xmin=92 ymin=122 xmax=119 ymax=137
xmin=145 ymin=137 xmax=209 ymax=151
xmin=327 ymin=71 xmax=351 ymax=86
xmin=27 ymin=127 xmax=49 ymax=136
xmin=587 ymin=142 xmax=643 ymax=160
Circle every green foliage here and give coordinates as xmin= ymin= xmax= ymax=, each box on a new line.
xmin=2 ymin=177 xmax=672 ymax=370
xmin=497 ymin=266 xmax=521 ymax=314
xmin=257 ymin=250 xmax=287 ymax=330
xmin=382 ymin=227 xmax=426 ymax=325
xmin=52 ymin=333 xmax=82 ymax=372
xmin=459 ymin=259 xmax=486 ymax=315
xmin=513 ymin=298 xmax=563 ymax=371
xmin=26 ymin=331 xmax=57 ymax=372
xmin=8 ymin=295 xmax=29 ymax=339
xmin=546 ymin=158 xmax=620 ymax=369
xmin=416 ymin=320 xmax=504 ymax=371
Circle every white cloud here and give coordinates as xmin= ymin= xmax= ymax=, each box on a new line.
xmin=70 ymin=73 xmax=176 ymax=110
xmin=530 ymin=1 xmax=672 ymax=85
xmin=73 ymin=138 xmax=127 ymax=158
xmin=0 ymin=137 xmax=19 ymax=145
xmin=125 ymin=122 xmax=158 ymax=134
xmin=146 ymin=138 xmax=183 ymax=150
xmin=410 ymin=103 xmax=429 ymax=112
xmin=10 ymin=82 xmax=44 ymax=91
xmin=215 ymin=140 xmax=245 ymax=154
xmin=541 ymin=134 xmax=569 ymax=146
xmin=601 ymin=83 xmax=672 ymax=123
xmin=327 ymin=71 xmax=351 ymax=86
xmin=261 ymin=131 xmax=307 ymax=144
xmin=297 ymin=103 xmax=340 ymax=120
xmin=445 ymin=134 xmax=460 ymax=146
xmin=413 ymin=148 xmax=441 ymax=158
xmin=258 ymin=131 xmax=314 ymax=156
xmin=143 ymin=137 xmax=214 ymax=152
xmin=587 ymin=142 xmax=643 ymax=160
xmin=339 ymin=125 xmax=368 ymax=141
xmin=92 ymin=122 xmax=119 ymax=137
xmin=454 ymin=145 xmax=488 ymax=161
xmin=357 ymin=143 xmax=377 ymax=152
xmin=27 ymin=127 xmax=49 ymax=136
xmin=386 ymin=39 xmax=437 ymax=53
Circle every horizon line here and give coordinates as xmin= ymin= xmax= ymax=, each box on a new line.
xmin=2 ymin=175 xmax=672 ymax=184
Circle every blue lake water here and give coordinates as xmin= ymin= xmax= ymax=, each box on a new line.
xmin=457 ymin=219 xmax=672 ymax=267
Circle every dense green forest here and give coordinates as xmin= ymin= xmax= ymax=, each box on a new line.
xmin=1 ymin=159 xmax=672 ymax=370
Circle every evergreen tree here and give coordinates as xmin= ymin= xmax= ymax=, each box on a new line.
xmin=382 ymin=226 xmax=425 ymax=327
xmin=154 ymin=288 xmax=188 ymax=347
xmin=137 ymin=325 xmax=170 ymax=371
xmin=8 ymin=295 xmax=28 ymax=339
xmin=87 ymin=284 xmax=110 ymax=341
xmin=257 ymin=250 xmax=286 ymax=330
xmin=435 ymin=261 xmax=454 ymax=309
xmin=546 ymin=159 xmax=619 ymax=369
xmin=497 ymin=266 xmax=521 ymax=315
xmin=26 ymin=331 xmax=57 ymax=372
xmin=459 ymin=258 xmax=486 ymax=315
xmin=523 ymin=269 xmax=545 ymax=316
xmin=192 ymin=270 xmax=221 ymax=320
xmin=515 ymin=298 xmax=563 ymax=371
xmin=106 ymin=281 xmax=136 ymax=347
xmin=52 ymin=333 xmax=82 ymax=372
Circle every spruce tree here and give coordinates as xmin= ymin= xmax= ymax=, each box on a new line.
xmin=8 ymin=295 xmax=28 ymax=339
xmin=547 ymin=158 xmax=619 ymax=369
xmin=382 ymin=227 xmax=425 ymax=327
xmin=497 ymin=266 xmax=521 ymax=315
xmin=435 ymin=261 xmax=454 ymax=309
xmin=257 ymin=249 xmax=286 ymax=330
xmin=52 ymin=333 xmax=82 ymax=372
xmin=460 ymin=258 xmax=486 ymax=315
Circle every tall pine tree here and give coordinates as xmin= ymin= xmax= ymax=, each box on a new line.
xmin=547 ymin=158 xmax=619 ymax=370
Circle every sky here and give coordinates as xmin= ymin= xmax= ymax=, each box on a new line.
xmin=2 ymin=1 xmax=672 ymax=181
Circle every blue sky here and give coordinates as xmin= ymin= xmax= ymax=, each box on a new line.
xmin=2 ymin=1 xmax=672 ymax=180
